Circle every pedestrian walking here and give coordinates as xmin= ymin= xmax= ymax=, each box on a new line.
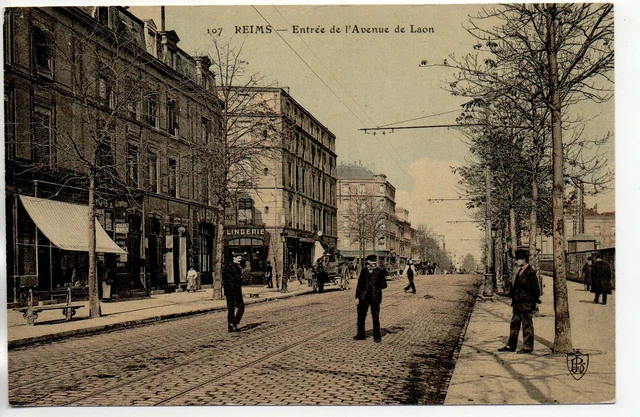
xmin=354 ymin=261 xmax=388 ymax=343
xmin=582 ymin=256 xmax=593 ymax=291
xmin=498 ymin=249 xmax=541 ymax=354
xmin=404 ymin=260 xmax=416 ymax=294
xmin=264 ymin=261 xmax=273 ymax=288
xmin=186 ymin=267 xmax=198 ymax=292
xmin=591 ymin=255 xmax=612 ymax=305
xmin=315 ymin=260 xmax=328 ymax=293
xmin=222 ymin=254 xmax=246 ymax=332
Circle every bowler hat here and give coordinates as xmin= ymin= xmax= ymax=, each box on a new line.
xmin=514 ymin=249 xmax=529 ymax=261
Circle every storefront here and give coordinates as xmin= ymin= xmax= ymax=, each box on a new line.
xmin=7 ymin=195 xmax=126 ymax=302
xmin=224 ymin=227 xmax=268 ymax=285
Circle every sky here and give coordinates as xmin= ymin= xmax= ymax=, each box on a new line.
xmin=128 ymin=3 xmax=617 ymax=262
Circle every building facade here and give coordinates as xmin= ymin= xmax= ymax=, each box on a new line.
xmin=222 ymin=88 xmax=338 ymax=282
xmin=336 ymin=164 xmax=415 ymax=272
xmin=4 ymin=6 xmax=223 ymax=301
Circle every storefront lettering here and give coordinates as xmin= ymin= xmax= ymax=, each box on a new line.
xmin=225 ymin=228 xmax=265 ymax=236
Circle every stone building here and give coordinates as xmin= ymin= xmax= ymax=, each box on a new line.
xmin=218 ymin=87 xmax=338 ymax=283
xmin=336 ymin=164 xmax=415 ymax=272
xmin=4 ymin=6 xmax=223 ymax=301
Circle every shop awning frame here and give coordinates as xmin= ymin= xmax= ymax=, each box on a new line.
xmin=19 ymin=195 xmax=126 ymax=254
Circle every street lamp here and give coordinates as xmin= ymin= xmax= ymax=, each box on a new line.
xmin=280 ymin=230 xmax=287 ymax=290
xmin=491 ymin=226 xmax=498 ymax=292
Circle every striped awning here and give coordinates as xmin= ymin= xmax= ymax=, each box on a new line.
xmin=19 ymin=195 xmax=126 ymax=254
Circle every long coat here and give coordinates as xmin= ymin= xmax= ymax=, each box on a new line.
xmin=590 ymin=260 xmax=612 ymax=295
xmin=510 ymin=264 xmax=541 ymax=313
xmin=222 ymin=263 xmax=243 ymax=300
xmin=356 ymin=267 xmax=388 ymax=304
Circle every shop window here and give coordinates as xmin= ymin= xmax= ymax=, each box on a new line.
xmin=198 ymin=223 xmax=214 ymax=273
xmin=238 ymin=198 xmax=254 ymax=226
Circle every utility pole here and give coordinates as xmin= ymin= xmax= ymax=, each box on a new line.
xmin=483 ymin=163 xmax=494 ymax=298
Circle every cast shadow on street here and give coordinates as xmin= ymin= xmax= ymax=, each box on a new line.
xmin=233 ymin=321 xmax=266 ymax=332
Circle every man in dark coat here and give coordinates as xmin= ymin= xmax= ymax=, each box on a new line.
xmin=404 ymin=260 xmax=416 ymax=294
xmin=355 ymin=261 xmax=388 ymax=343
xmin=222 ymin=254 xmax=245 ymax=332
xmin=264 ymin=261 xmax=273 ymax=288
xmin=591 ymin=255 xmax=612 ymax=305
xmin=498 ymin=249 xmax=541 ymax=354
xmin=582 ymin=256 xmax=593 ymax=291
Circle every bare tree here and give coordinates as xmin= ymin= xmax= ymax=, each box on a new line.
xmin=341 ymin=184 xmax=389 ymax=269
xmin=202 ymin=38 xmax=281 ymax=298
xmin=445 ymin=3 xmax=613 ymax=352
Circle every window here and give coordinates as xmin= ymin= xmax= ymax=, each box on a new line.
xmin=125 ymin=77 xmax=138 ymax=119
xmin=303 ymin=202 xmax=307 ymax=230
xmin=201 ymin=117 xmax=211 ymax=144
xmin=167 ymin=98 xmax=178 ymax=136
xmin=288 ymin=162 xmax=293 ymax=188
xmin=96 ymin=121 xmax=115 ymax=168
xmin=127 ymin=143 xmax=139 ymax=188
xmin=32 ymin=25 xmax=52 ymax=75
xmin=32 ymin=105 xmax=55 ymax=166
xmin=288 ymin=197 xmax=293 ymax=227
xmin=168 ymin=158 xmax=177 ymax=197
xmin=302 ymin=168 xmax=306 ymax=194
xmin=98 ymin=75 xmax=115 ymax=108
xmin=146 ymin=94 xmax=158 ymax=128
xmin=148 ymin=151 xmax=158 ymax=192
xmin=5 ymin=88 xmax=15 ymax=159
xmin=4 ymin=11 xmax=13 ymax=65
xmin=238 ymin=198 xmax=254 ymax=226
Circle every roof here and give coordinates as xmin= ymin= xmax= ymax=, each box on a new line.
xmin=336 ymin=165 xmax=375 ymax=180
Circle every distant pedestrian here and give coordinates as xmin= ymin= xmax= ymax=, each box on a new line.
xmin=498 ymin=249 xmax=541 ymax=354
xmin=222 ymin=254 xmax=246 ymax=332
xmin=186 ymin=267 xmax=198 ymax=292
xmin=582 ymin=256 xmax=593 ymax=291
xmin=591 ymin=255 xmax=612 ymax=305
xmin=315 ymin=260 xmax=328 ymax=293
xmin=355 ymin=261 xmax=388 ymax=343
xmin=264 ymin=261 xmax=273 ymax=288
xmin=404 ymin=260 xmax=416 ymax=294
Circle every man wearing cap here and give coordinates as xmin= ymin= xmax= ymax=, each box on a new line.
xmin=498 ymin=249 xmax=541 ymax=354
xmin=222 ymin=254 xmax=246 ymax=332
xmin=355 ymin=261 xmax=388 ymax=343
xmin=591 ymin=255 xmax=612 ymax=305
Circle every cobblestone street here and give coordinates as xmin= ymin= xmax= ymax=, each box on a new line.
xmin=8 ymin=273 xmax=480 ymax=406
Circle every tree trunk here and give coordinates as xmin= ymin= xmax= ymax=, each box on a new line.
xmin=509 ymin=206 xmax=517 ymax=258
xmin=88 ymin=173 xmax=101 ymax=318
xmin=546 ymin=3 xmax=572 ymax=353
xmin=212 ymin=207 xmax=225 ymax=299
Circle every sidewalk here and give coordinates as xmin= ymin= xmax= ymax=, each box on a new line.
xmin=7 ymin=280 xmax=315 ymax=349
xmin=445 ymin=275 xmax=615 ymax=404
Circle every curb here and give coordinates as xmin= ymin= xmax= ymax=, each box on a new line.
xmin=441 ymin=276 xmax=484 ymax=401
xmin=8 ymin=288 xmax=315 ymax=350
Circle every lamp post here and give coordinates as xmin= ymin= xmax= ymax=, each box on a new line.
xmin=280 ymin=230 xmax=287 ymax=291
xmin=491 ymin=226 xmax=498 ymax=292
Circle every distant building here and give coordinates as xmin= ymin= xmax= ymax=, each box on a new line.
xmin=336 ymin=164 xmax=415 ymax=271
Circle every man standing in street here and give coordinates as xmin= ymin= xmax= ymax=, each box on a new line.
xmin=591 ymin=255 xmax=612 ymax=305
xmin=498 ymin=249 xmax=541 ymax=354
xmin=186 ymin=267 xmax=198 ymax=292
xmin=264 ymin=261 xmax=273 ymax=288
xmin=582 ymin=256 xmax=593 ymax=291
xmin=355 ymin=261 xmax=388 ymax=343
xmin=404 ymin=260 xmax=416 ymax=294
xmin=222 ymin=254 xmax=246 ymax=332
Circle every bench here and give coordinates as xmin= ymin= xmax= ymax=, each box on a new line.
xmin=13 ymin=287 xmax=85 ymax=325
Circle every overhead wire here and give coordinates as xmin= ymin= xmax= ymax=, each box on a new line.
xmin=252 ymin=5 xmax=417 ymax=182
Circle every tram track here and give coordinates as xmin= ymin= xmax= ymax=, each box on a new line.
xmin=9 ymin=287 xmax=374 ymax=398
xmin=64 ymin=289 xmax=410 ymax=406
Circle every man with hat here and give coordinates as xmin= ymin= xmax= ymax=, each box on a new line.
xmin=591 ymin=254 xmax=612 ymax=305
xmin=355 ymin=260 xmax=388 ymax=343
xmin=222 ymin=253 xmax=246 ymax=332
xmin=404 ymin=260 xmax=416 ymax=294
xmin=498 ymin=248 xmax=541 ymax=354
